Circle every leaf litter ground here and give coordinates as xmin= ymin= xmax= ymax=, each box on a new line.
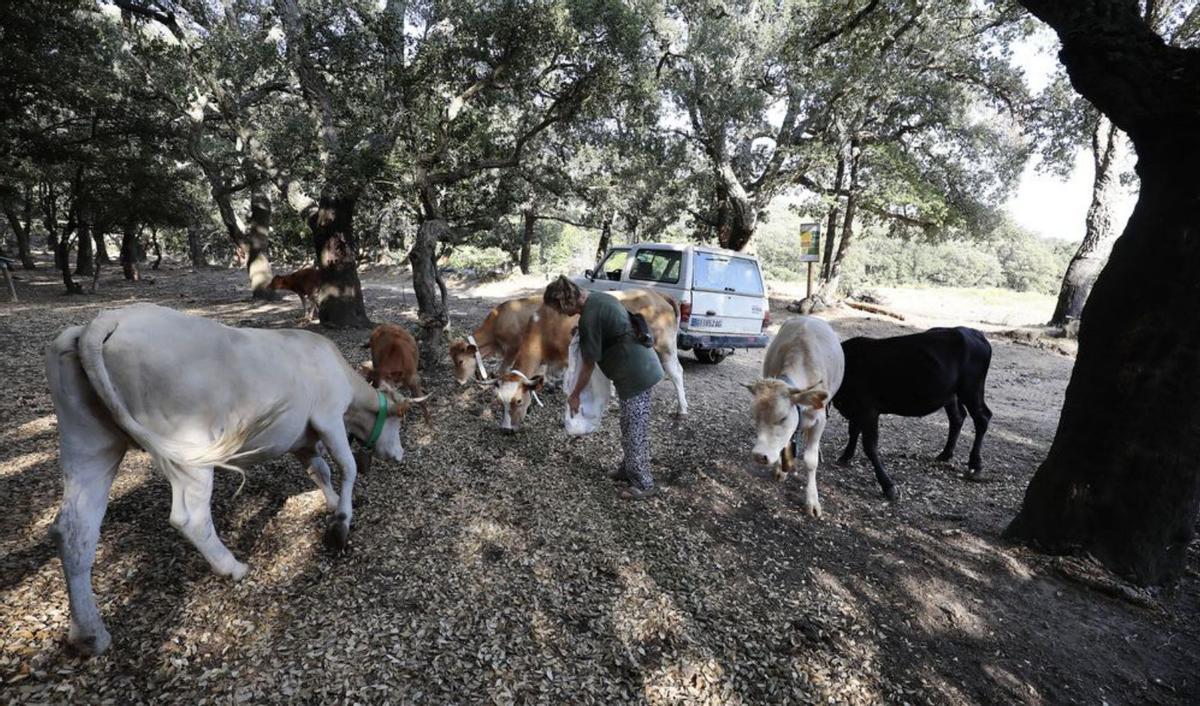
xmin=1 ymin=262 xmax=1198 ymax=704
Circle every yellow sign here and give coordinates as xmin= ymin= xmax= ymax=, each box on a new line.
xmin=798 ymin=225 xmax=821 ymax=262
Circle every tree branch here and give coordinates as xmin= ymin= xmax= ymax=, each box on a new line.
xmin=808 ymin=0 xmax=881 ymax=52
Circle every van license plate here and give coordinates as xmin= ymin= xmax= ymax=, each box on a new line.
xmin=691 ymin=317 xmax=722 ymax=328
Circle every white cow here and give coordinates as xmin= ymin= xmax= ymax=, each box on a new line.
xmin=744 ymin=316 xmax=845 ymax=518
xmin=46 ymin=303 xmax=425 ymax=655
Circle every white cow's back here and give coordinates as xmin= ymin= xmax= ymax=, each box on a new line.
xmin=762 ymin=316 xmax=845 ymax=399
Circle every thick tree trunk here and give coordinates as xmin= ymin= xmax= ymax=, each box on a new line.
xmin=309 ymin=192 xmax=369 ymax=327
xmin=1050 ymin=116 xmax=1123 ymax=326
xmin=120 ymin=220 xmax=140 ymax=281
xmin=3 ymin=206 xmax=37 ymax=269
xmin=203 ymin=166 xmax=275 ymax=298
xmin=714 ymin=162 xmax=756 ymax=251
xmin=150 ymin=229 xmax=163 ymax=270
xmin=75 ymin=210 xmax=94 ymax=276
xmin=1005 ymin=0 xmax=1200 ymax=586
xmin=187 ymin=223 xmax=206 ymax=269
xmin=520 ymin=209 xmax=535 ymax=275
xmin=56 ymin=234 xmax=83 ymax=295
xmin=93 ymin=226 xmax=111 ymax=264
xmin=75 ymin=203 xmax=94 ymax=277
xmin=410 ymin=218 xmax=450 ymax=365
xmin=244 ymin=168 xmax=276 ymax=299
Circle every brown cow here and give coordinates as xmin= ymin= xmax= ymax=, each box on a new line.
xmin=493 ymin=288 xmax=687 ymax=432
xmin=448 ymin=295 xmax=542 ymax=384
xmin=363 ymin=324 xmax=431 ymax=423
xmin=269 ymin=267 xmax=321 ymax=322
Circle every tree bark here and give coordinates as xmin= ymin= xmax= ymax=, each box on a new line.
xmin=187 ymin=222 xmax=206 ymax=269
xmin=200 ymin=159 xmax=276 ymax=298
xmin=243 ymin=155 xmax=276 ymax=298
xmin=714 ymin=161 xmax=756 ymax=251
xmin=520 ymin=208 xmax=535 ymax=275
xmin=410 ymin=218 xmax=450 ymax=365
xmin=75 ymin=201 xmax=94 ymax=277
xmin=93 ymin=225 xmax=111 ymax=264
xmin=817 ymin=144 xmax=861 ymax=300
xmin=3 ymin=204 xmax=37 ymax=269
xmin=820 ymin=155 xmax=846 ymax=281
xmin=309 ymin=192 xmax=369 ymax=327
xmin=595 ymin=211 xmax=613 ymax=262
xmin=120 ymin=220 xmax=140 ymax=281
xmin=1005 ymin=0 xmax=1200 ymax=586
xmin=150 ymin=228 xmax=163 ymax=270
xmin=1050 ymin=115 xmax=1123 ymax=326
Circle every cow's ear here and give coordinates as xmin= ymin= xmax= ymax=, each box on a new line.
xmin=466 ymin=343 xmax=478 ymax=354
xmin=741 ymin=382 xmax=759 ymax=395
xmin=788 ymin=387 xmax=827 ymax=410
xmin=525 ymin=375 xmax=544 ymax=391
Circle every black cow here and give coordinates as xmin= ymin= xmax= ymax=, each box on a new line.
xmin=832 ymin=327 xmax=993 ymax=500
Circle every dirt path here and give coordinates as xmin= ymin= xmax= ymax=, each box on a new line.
xmin=1 ymin=263 xmax=1197 ymax=704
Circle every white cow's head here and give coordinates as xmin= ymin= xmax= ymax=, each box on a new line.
xmin=448 ymin=339 xmax=478 ymax=385
xmin=493 ymin=371 xmax=543 ymax=433
xmin=744 ymin=379 xmax=827 ymax=479
xmin=369 ymin=383 xmax=429 ymax=462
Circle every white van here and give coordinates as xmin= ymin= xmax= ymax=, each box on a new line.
xmin=576 ymin=243 xmax=770 ymax=364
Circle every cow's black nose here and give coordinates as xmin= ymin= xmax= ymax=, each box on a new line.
xmin=500 ymin=427 xmax=515 ymax=436
xmin=752 ymin=452 xmax=769 ymax=466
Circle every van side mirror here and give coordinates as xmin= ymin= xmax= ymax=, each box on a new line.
xmin=584 ymin=269 xmax=595 ymax=281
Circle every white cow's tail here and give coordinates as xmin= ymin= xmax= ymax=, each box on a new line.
xmin=77 ymin=313 xmax=283 ymax=495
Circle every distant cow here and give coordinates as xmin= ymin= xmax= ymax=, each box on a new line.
xmin=448 ymin=295 xmax=542 ymax=384
xmin=832 ymin=326 xmax=993 ymax=500
xmin=744 ymin=316 xmax=844 ymax=518
xmin=364 ymin=323 xmax=430 ymax=423
xmin=269 ymin=266 xmax=321 ymax=321
xmin=493 ymin=288 xmax=688 ymax=432
xmin=46 ymin=304 xmax=424 ymax=655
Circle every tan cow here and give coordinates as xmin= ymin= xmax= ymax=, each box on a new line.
xmin=364 ymin=323 xmax=431 ymax=423
xmin=448 ymin=294 xmax=542 ymax=384
xmin=45 ymin=304 xmax=425 ymax=655
xmin=493 ymin=288 xmax=688 ymax=432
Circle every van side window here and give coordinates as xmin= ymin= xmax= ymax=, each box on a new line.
xmin=629 ymin=249 xmax=682 ymax=284
xmin=597 ymin=249 xmax=629 ymax=281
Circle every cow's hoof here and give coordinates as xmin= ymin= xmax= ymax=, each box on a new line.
xmin=773 ymin=468 xmax=789 ymax=482
xmin=804 ymin=502 xmax=823 ymax=519
xmin=323 ymin=518 xmax=350 ymax=551
xmin=882 ymin=485 xmax=900 ymax=502
xmin=935 ymin=451 xmax=953 ymax=462
xmin=964 ymin=469 xmax=985 ymax=482
xmin=68 ymin=626 xmax=112 ymax=656
xmin=228 ymin=561 xmax=249 ymax=581
xmin=835 ymin=456 xmax=853 ymax=467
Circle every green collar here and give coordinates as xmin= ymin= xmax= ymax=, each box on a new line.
xmin=366 ymin=391 xmax=388 ymax=448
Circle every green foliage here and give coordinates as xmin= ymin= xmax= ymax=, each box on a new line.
xmin=760 ymin=220 xmax=1073 ymax=296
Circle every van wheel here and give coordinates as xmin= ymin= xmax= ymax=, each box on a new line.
xmin=695 ymin=348 xmax=728 ymax=365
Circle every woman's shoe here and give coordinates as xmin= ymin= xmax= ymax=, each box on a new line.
xmin=618 ymin=484 xmax=660 ymax=500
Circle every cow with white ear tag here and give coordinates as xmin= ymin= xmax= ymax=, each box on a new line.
xmin=744 ymin=316 xmax=844 ymax=518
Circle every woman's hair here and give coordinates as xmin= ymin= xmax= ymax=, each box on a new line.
xmin=543 ymin=275 xmax=582 ymax=312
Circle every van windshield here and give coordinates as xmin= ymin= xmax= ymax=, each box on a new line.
xmin=692 ymin=253 xmax=764 ymax=295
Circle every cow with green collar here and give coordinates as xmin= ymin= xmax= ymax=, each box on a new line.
xmin=45 ymin=303 xmax=426 ymax=655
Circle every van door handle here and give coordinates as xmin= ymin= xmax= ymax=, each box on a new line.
xmin=705 ymin=310 xmax=717 ymax=316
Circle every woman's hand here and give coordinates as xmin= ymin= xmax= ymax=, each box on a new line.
xmin=568 ymin=391 xmax=582 ymax=416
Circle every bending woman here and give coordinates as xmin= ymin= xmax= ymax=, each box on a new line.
xmin=543 ymin=276 xmax=664 ymax=500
